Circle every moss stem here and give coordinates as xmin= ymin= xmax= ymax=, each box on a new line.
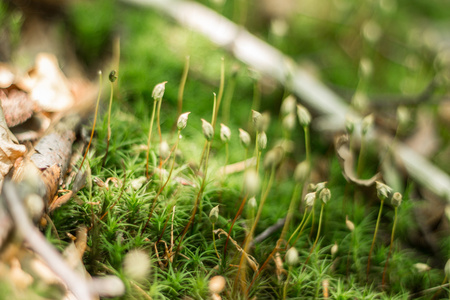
xmin=304 ymin=125 xmax=311 ymax=166
xmin=212 ymin=223 xmax=220 ymax=260
xmin=176 ymin=141 xmax=211 ymax=255
xmin=367 ymin=199 xmax=384 ymax=280
xmin=303 ymin=203 xmax=325 ymax=269
xmin=102 ymin=78 xmax=115 ymax=167
xmin=224 ymin=194 xmax=248 ymax=257
xmin=146 ymin=100 xmax=158 ymax=178
xmin=142 ymin=130 xmax=181 ymax=234
xmin=382 ymin=206 xmax=398 ymax=287
xmin=236 ymin=167 xmax=275 ymax=295
xmin=80 ymin=71 xmax=102 ymax=170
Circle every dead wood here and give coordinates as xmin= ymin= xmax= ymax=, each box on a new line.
xmin=251 ymin=217 xmax=285 ymax=247
xmin=1 ymin=181 xmax=125 ymax=299
xmin=1 ymin=181 xmax=93 ymax=300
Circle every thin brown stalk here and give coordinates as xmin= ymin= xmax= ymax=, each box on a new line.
xmin=367 ymin=199 xmax=384 ymax=280
xmin=224 ymin=194 xmax=248 ymax=257
xmin=102 ymin=78 xmax=115 ymax=167
xmin=80 ymin=71 xmax=102 ymax=170
xmin=246 ymin=183 xmax=302 ymax=291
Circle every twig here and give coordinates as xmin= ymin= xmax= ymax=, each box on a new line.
xmin=218 ymin=157 xmax=256 ymax=175
xmin=251 ymin=218 xmax=285 ymax=246
xmin=2 ymin=181 xmax=92 ymax=300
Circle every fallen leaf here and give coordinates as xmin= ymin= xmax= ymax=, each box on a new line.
xmin=0 ymin=89 xmax=35 ymax=127
xmin=48 ymin=190 xmax=72 ymax=213
xmin=0 ymin=104 xmax=27 ymax=185
xmin=334 ymin=134 xmax=380 ymax=186
xmin=27 ymin=53 xmax=74 ymax=112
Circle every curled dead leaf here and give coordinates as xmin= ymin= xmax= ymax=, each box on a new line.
xmin=334 ymin=134 xmax=380 ymax=186
xmin=48 ymin=190 xmax=72 ymax=213
xmin=27 ymin=53 xmax=74 ymax=112
xmin=0 ymin=89 xmax=35 ymax=127
xmin=0 ymin=105 xmax=26 ymax=184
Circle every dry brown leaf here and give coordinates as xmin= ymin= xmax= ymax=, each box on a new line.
xmin=334 ymin=134 xmax=380 ymax=186
xmin=0 ymin=89 xmax=35 ymax=127
xmin=27 ymin=53 xmax=74 ymax=112
xmin=48 ymin=190 xmax=72 ymax=213
xmin=0 ymin=104 xmax=27 ymax=185
xmin=0 ymin=138 xmax=26 ymax=182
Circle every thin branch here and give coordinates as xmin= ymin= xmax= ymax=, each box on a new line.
xmin=2 ymin=181 xmax=93 ymax=300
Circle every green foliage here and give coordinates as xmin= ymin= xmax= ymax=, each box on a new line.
xmin=34 ymin=0 xmax=450 ymax=299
